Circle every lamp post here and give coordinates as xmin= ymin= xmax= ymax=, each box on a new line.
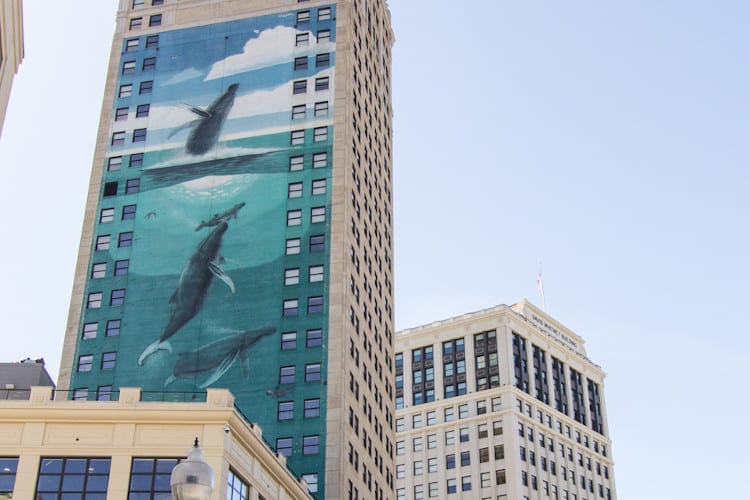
xmin=171 ymin=438 xmax=215 ymax=500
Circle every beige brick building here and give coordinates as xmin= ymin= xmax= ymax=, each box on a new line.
xmin=0 ymin=0 xmax=23 ymax=137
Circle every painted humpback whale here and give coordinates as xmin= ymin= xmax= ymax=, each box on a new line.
xmin=164 ymin=326 xmax=276 ymax=388
xmin=169 ymin=83 xmax=239 ymax=155
xmin=138 ymin=222 xmax=235 ymax=365
xmin=195 ymin=202 xmax=246 ymax=231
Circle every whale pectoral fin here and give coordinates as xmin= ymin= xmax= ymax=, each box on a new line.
xmin=167 ymin=120 xmax=196 ymax=139
xmin=188 ymin=106 xmax=211 ymax=118
xmin=138 ymin=340 xmax=172 ymax=365
xmin=209 ymin=261 xmax=235 ymax=293
xmin=199 ymin=351 xmax=238 ymax=389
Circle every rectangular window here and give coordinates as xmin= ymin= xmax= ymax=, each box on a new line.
xmin=130 ymin=152 xmax=144 ymax=167
xmin=82 ymin=322 xmax=98 ymax=339
xmin=286 ymin=238 xmax=301 ymax=255
xmin=276 ymin=437 xmax=292 ymax=457
xmin=114 ymin=259 xmax=129 ymax=276
xmin=293 ymin=80 xmax=307 ymax=94
xmin=446 ymin=479 xmax=456 ymax=494
xmin=132 ymin=128 xmax=147 ymax=142
xmin=106 ymin=319 xmax=121 ymax=337
xmin=301 ymin=473 xmax=318 ymax=494
xmin=289 ymin=155 xmax=304 ymax=171
xmin=97 ymin=385 xmax=113 ymax=401
xmin=314 ymin=101 xmax=328 ymax=117
xmin=291 ymin=129 xmax=305 ymax=145
xmin=460 ymin=451 xmax=470 ymax=466
xmin=73 ymin=388 xmax=88 ymax=400
xmin=292 ymin=104 xmax=306 ymax=119
xmin=122 ymin=60 xmax=136 ymax=74
xmin=302 ymin=435 xmax=319 ymax=454
xmin=288 ymin=182 xmax=303 ymax=198
xmin=110 ymin=289 xmax=126 ymax=306
xmin=316 ymin=52 xmax=330 ymax=67
xmin=312 ymin=152 xmax=327 ymax=168
xmin=87 ymin=292 xmax=103 ymax=309
xmin=284 ymin=268 xmax=300 ymax=285
xmin=283 ymin=299 xmax=299 ymax=316
xmin=115 ymin=107 xmax=129 ymax=121
xmin=139 ymin=80 xmax=153 ymax=94
xmin=111 ymin=131 xmax=126 ymax=146
xmin=96 ymin=235 xmax=110 ymax=250
xmin=297 ymin=10 xmax=310 ymax=23
xmin=281 ymin=331 xmax=297 ymax=350
xmin=309 ymin=265 xmax=324 ymax=282
xmin=126 ymin=38 xmax=139 ymax=52
xmin=315 ymin=76 xmax=329 ymax=91
xmin=294 ymin=56 xmax=308 ymax=70
xmin=279 ymin=366 xmax=295 ymax=384
xmin=133 ymin=0 xmax=145 ymax=7
xmin=136 ymin=103 xmax=150 ymax=117
xmin=119 ymin=84 xmax=133 ymax=97
xmin=318 ymin=7 xmax=331 ymax=20
xmin=91 ymin=262 xmax=107 ymax=279
xmin=151 ymin=0 xmax=164 ymax=4
xmin=305 ymin=363 xmax=321 ymax=382
xmin=306 ymin=328 xmax=322 ymax=347
xmin=317 ymin=29 xmax=331 ymax=43
xmin=461 ymin=476 xmax=471 ymax=492
xmin=304 ymin=398 xmax=321 ymax=418
xmin=125 ymin=178 xmax=140 ymax=194
xmin=313 ymin=126 xmax=328 ymax=142
xmin=311 ymin=178 xmax=326 ymax=195
xmin=307 ymin=295 xmax=323 ymax=313
xmin=129 ymin=458 xmax=179 ymax=499
xmin=36 ymin=458 xmax=111 ymax=497
xmin=103 ymin=181 xmax=118 ymax=197
xmin=77 ymin=355 xmax=93 ymax=372
xmin=122 ymin=204 xmax=137 ymax=220
xmin=130 ymin=17 xmax=142 ymax=29
xmin=296 ymin=33 xmax=309 ymax=46
xmin=149 ymin=14 xmax=162 ymax=27
xmin=311 ymin=206 xmax=326 ymax=223
xmin=101 ymin=352 xmax=117 ymax=369
xmin=287 ymin=209 xmax=302 ymax=226
xmin=278 ymin=401 xmax=294 ymax=420
xmin=118 ymin=231 xmax=133 ymax=247
xmin=145 ymin=34 xmax=159 ymax=49
xmin=107 ymin=156 xmax=122 ymax=171
xmin=309 ymin=234 xmax=324 ymax=251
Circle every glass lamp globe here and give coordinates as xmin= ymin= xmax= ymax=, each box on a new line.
xmin=171 ymin=439 xmax=215 ymax=500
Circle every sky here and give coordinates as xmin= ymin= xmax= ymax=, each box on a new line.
xmin=0 ymin=1 xmax=748 ymax=499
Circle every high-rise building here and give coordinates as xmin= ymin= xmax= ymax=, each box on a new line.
xmin=0 ymin=0 xmax=24 ymax=138
xmin=394 ymin=301 xmax=617 ymax=500
xmin=58 ymin=1 xmax=395 ymax=498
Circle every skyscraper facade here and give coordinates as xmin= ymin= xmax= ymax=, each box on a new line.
xmin=58 ymin=1 xmax=395 ymax=498
xmin=0 ymin=0 xmax=24 ymax=138
xmin=394 ymin=301 xmax=617 ymax=500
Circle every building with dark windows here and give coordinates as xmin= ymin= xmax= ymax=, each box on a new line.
xmin=57 ymin=1 xmax=395 ymax=499
xmin=394 ymin=300 xmax=617 ymax=500
xmin=0 ymin=387 xmax=311 ymax=499
xmin=0 ymin=358 xmax=55 ymax=399
xmin=0 ymin=0 xmax=24 ymax=138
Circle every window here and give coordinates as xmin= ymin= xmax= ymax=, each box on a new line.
xmin=477 ymin=400 xmax=487 ymax=414
xmin=492 ymin=397 xmax=502 ymax=412
xmin=315 ymin=76 xmax=329 ymax=91
xmin=311 ymin=206 xmax=326 ymax=223
xmin=293 ymin=80 xmax=307 ymax=94
xmin=122 ymin=60 xmax=136 ymax=74
xmin=314 ymin=101 xmax=328 ymax=117
xmin=479 ymin=447 xmax=489 ymax=463
xmin=77 ymin=354 xmax=93 ymax=372
xmin=279 ymin=366 xmax=295 ymax=384
xmin=305 ymin=363 xmax=321 ymax=382
xmin=107 ymin=156 xmax=122 ymax=171
xmin=494 ymin=444 xmax=505 ymax=460
xmin=396 ymin=464 xmax=405 ymax=479
xmin=106 ymin=319 xmax=121 ymax=337
xmin=73 ymin=388 xmax=88 ymax=401
xmin=297 ymin=10 xmax=310 ymax=23
xmin=122 ymin=204 xmax=137 ymax=219
xmin=102 ymin=181 xmax=116 ymax=195
xmin=289 ymin=155 xmax=304 ymax=171
xmin=445 ymin=454 xmax=455 ymax=469
xmin=302 ymin=473 xmax=318 ymax=494
xmin=287 ymin=209 xmax=302 ymax=226
xmin=82 ymin=322 xmax=97 ymax=339
xmin=119 ymin=84 xmax=133 ymax=97
xmin=429 ymin=482 xmax=438 ymax=498
xmin=445 ymin=407 xmax=455 ymax=422
xmin=493 ymin=420 xmax=503 ymax=435
xmin=309 ymin=234 xmax=325 ymax=251
xmin=291 ymin=129 xmax=305 ymax=145
xmin=306 ymin=328 xmax=322 ymax=347
xmin=304 ymin=398 xmax=320 ymax=418
xmin=130 ymin=17 xmax=143 ymax=29
xmin=36 ymin=458 xmax=111 ymax=497
xmin=288 ymin=182 xmax=303 ymax=198
xmin=125 ymin=38 xmax=139 ymax=52
xmin=478 ymin=423 xmax=488 ymax=439
xmin=496 ymin=469 xmax=507 ymax=485
xmin=114 ymin=259 xmax=129 ymax=276
xmin=96 ymin=235 xmax=110 ymax=250
xmin=413 ymin=414 xmax=423 ymax=428
xmin=318 ymin=7 xmax=331 ymax=20
xmin=313 ymin=126 xmax=328 ymax=142
xmin=317 ymin=29 xmax=331 ymax=43
xmin=460 ymin=451 xmax=470 ymax=466
xmin=111 ymin=131 xmax=126 ymax=145
xmin=276 ymin=437 xmax=292 ymax=457
xmin=91 ymin=262 xmax=107 ymax=279
xmin=295 ymin=33 xmax=309 ymax=46
xmin=87 ymin=292 xmax=103 ymax=309
xmin=151 ymin=0 xmax=164 ymax=4
xmin=139 ymin=80 xmax=153 ymax=94
xmin=459 ymin=427 xmax=469 ymax=442
xmin=98 ymin=386 xmax=112 ymax=401
xmin=446 ymin=479 xmax=456 ymax=494
xmin=102 ymin=352 xmax=117 ymax=370
xmin=133 ymin=128 xmax=147 ymax=142
xmin=413 ymin=461 xmax=424 ymax=476
xmin=110 ymin=289 xmax=126 ymax=306
xmin=226 ymin=470 xmax=249 ymax=500
xmin=307 ymin=295 xmax=323 ymax=313
xmin=302 ymin=435 xmax=319 ymax=454
xmin=459 ymin=404 xmax=469 ymax=419
xmin=278 ymin=401 xmax=294 ymax=420
xmin=281 ymin=331 xmax=296 ymax=350
xmin=136 ymin=103 xmax=150 ymax=117
xmin=149 ymin=14 xmax=162 ymax=26
xmin=286 ymin=238 xmax=301 ymax=255
xmin=294 ymin=56 xmax=308 ymax=70
xmin=130 ymin=152 xmax=144 ymax=167
xmin=145 ymin=35 xmax=159 ymax=49
xmin=427 ymin=433 xmax=437 ymax=449
xmin=461 ymin=476 xmax=471 ymax=491
xmin=292 ymin=104 xmax=306 ymax=120
xmin=309 ymin=265 xmax=324 ymax=282
xmin=312 ymin=152 xmax=327 ymax=168
xmin=133 ymin=0 xmax=145 ymax=7
xmin=125 ymin=178 xmax=140 ymax=194
xmin=115 ymin=107 xmax=129 ymax=121
xmin=316 ymin=52 xmax=330 ymax=67
xmin=283 ymin=299 xmax=298 ymax=316
xmin=284 ymin=268 xmax=300 ymax=285
xmin=118 ymin=231 xmax=133 ymax=247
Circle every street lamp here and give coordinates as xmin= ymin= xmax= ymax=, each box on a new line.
xmin=171 ymin=438 xmax=215 ymax=500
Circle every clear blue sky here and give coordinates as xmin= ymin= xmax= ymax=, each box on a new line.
xmin=1 ymin=1 xmax=748 ymax=498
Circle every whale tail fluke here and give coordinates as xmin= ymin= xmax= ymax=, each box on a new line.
xmin=138 ymin=340 xmax=172 ymax=365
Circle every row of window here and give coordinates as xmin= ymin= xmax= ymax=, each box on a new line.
xmin=295 ymin=29 xmax=330 ymax=47
xmin=396 ymin=420 xmax=504 ymax=455
xmin=286 ymin=206 xmax=326 ymax=226
xmin=112 ymin=128 xmax=147 ymax=146
xmin=96 ymin=232 xmax=133 ymax=250
xmin=87 ymin=289 xmax=125 ymax=309
xmin=284 ymin=265 xmax=324 ymax=285
xmin=73 ymin=386 xmax=113 ymax=401
xmin=129 ymin=13 xmax=162 ymax=30
xmin=396 ymin=472 xmax=506 ymax=499
xmin=293 ymin=77 xmax=330 ymax=94
xmin=125 ymin=34 xmax=159 ymax=52
xmin=291 ymin=101 xmax=330 ymax=119
xmin=82 ymin=319 xmax=121 ymax=339
xmin=296 ymin=7 xmax=332 ymax=24
xmin=103 ymin=178 xmax=140 ymax=197
xmin=286 ymin=234 xmax=325 ymax=254
xmin=288 ymin=179 xmax=326 ymax=198
xmin=277 ymin=398 xmax=321 ymax=420
xmin=77 ymin=352 xmax=117 ymax=372
xmin=280 ymin=329 xmax=322 ymax=350
xmin=398 ymin=445 xmax=505 ymax=479
xmin=289 ymin=151 xmax=328 ymax=171
xmin=119 ymin=80 xmax=153 ymax=98
xmin=122 ymin=56 xmax=156 ymax=75
xmin=294 ymin=52 xmax=331 ymax=71
xmin=91 ymin=260 xmax=130 ymax=279
xmin=282 ymin=296 xmax=323 ymax=316
xmin=291 ymin=126 xmax=328 ymax=145
xmin=397 ymin=398 xmax=503 ymax=431
xmin=132 ymin=0 xmax=163 ymax=7
xmin=108 ymin=153 xmax=144 ymax=171
xmin=520 ymin=469 xmax=612 ymax=499
xmin=115 ymin=103 xmax=150 ymax=121
xmin=275 ymin=435 xmax=319 ymax=457
xmin=100 ymin=205 xmax=137 ymax=222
